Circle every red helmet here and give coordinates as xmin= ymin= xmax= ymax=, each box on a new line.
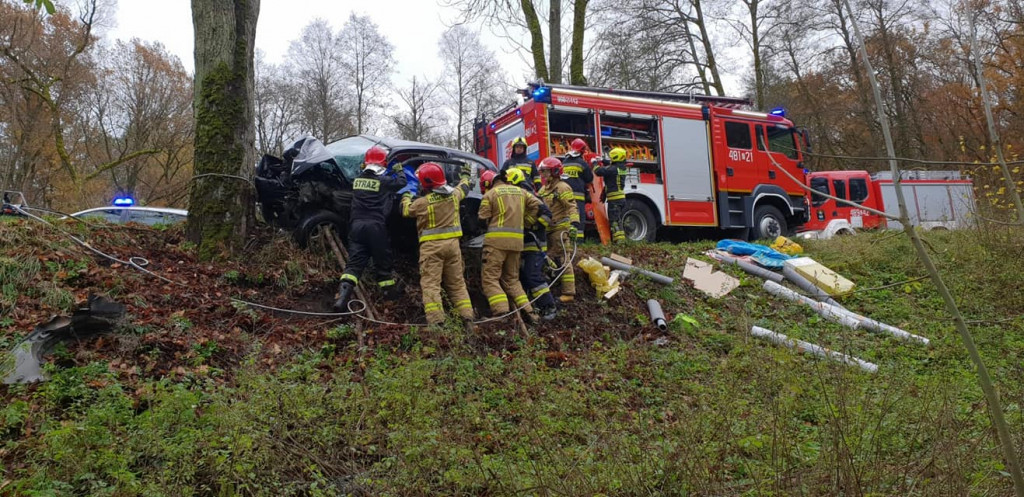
xmin=538 ymin=157 xmax=563 ymax=176
xmin=416 ymin=162 xmax=447 ymax=190
xmin=479 ymin=169 xmax=498 ymax=193
xmin=570 ymin=138 xmax=587 ymax=153
xmin=364 ymin=146 xmax=387 ymax=167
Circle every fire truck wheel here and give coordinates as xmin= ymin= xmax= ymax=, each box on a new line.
xmin=294 ymin=210 xmax=346 ymax=250
xmin=752 ymin=205 xmax=787 ymax=240
xmin=622 ymin=199 xmax=658 ymax=242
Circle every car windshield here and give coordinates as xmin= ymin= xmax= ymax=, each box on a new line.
xmin=324 ymin=136 xmax=379 ymax=182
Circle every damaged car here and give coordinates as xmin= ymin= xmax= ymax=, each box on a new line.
xmin=255 ymin=135 xmax=497 ymax=250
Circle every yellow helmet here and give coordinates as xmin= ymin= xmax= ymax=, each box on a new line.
xmin=609 ymin=147 xmax=628 ymax=162
xmin=505 ymin=167 xmax=526 ymax=186
xmin=511 ymin=137 xmax=528 ymax=148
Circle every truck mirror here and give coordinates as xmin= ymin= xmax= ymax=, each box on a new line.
xmin=798 ymin=128 xmax=812 ymax=154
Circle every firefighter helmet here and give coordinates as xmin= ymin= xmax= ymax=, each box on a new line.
xmin=415 ymin=162 xmax=447 ymax=190
xmin=510 ymin=136 xmax=528 ymax=153
xmin=569 ymin=138 xmax=587 ymax=155
xmin=538 ymin=157 xmax=563 ymax=176
xmin=480 ymin=169 xmax=498 ymax=193
xmin=505 ymin=167 xmax=526 ymax=186
xmin=608 ymin=147 xmax=628 ymax=162
xmin=364 ymin=146 xmax=387 ymax=167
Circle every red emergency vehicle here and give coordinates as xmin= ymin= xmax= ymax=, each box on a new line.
xmin=474 ymin=83 xmax=811 ymax=241
xmin=802 ymin=170 xmax=975 ymax=238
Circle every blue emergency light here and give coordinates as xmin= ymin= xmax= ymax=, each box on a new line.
xmin=112 ymin=196 xmax=134 ymax=206
xmin=769 ymin=107 xmax=787 ymax=117
xmin=531 ymin=85 xmax=551 ymax=103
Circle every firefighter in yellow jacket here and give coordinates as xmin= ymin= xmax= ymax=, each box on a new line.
xmin=478 ymin=168 xmax=543 ymax=317
xmin=400 ymin=162 xmax=476 ymax=326
xmin=537 ymin=157 xmax=579 ymax=302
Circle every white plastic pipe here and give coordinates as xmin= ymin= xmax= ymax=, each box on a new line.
xmin=763 ymin=281 xmax=929 ymax=345
xmin=751 ymin=326 xmax=878 ymax=373
xmin=763 ymin=281 xmax=863 ymax=329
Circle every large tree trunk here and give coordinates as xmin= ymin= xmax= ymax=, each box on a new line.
xmin=549 ymin=0 xmax=563 ymax=83
xmin=569 ymin=0 xmax=588 ymax=85
xmin=188 ymin=0 xmax=259 ymax=260
xmin=692 ymin=0 xmax=725 ymax=96
xmin=521 ymin=0 xmax=549 ymax=81
xmin=747 ymin=0 xmax=764 ymax=108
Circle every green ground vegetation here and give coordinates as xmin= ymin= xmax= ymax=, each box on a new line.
xmin=2 ymin=226 xmax=1023 ymax=496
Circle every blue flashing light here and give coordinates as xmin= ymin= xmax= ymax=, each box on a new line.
xmin=803 ymin=168 xmax=810 ymax=175
xmin=515 ymin=108 xmax=522 ymax=116
xmin=769 ymin=106 xmax=787 ymax=117
xmin=490 ymin=122 xmax=496 ymax=130
xmin=113 ymin=196 xmax=134 ymax=206
xmin=531 ymin=85 xmax=551 ymax=103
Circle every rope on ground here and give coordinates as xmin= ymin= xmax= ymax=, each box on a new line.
xmin=231 ymin=297 xmax=366 ymax=317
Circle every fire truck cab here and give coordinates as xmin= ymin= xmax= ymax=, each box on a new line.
xmin=474 ymin=83 xmax=809 ymax=241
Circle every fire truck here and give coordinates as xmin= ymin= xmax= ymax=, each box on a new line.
xmin=801 ymin=170 xmax=975 ymax=238
xmin=474 ymin=82 xmax=811 ymax=241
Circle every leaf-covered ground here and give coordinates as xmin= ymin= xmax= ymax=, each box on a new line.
xmin=1 ymin=217 xmax=1023 ymax=496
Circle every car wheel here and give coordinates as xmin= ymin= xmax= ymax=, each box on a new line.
xmin=622 ymin=199 xmax=658 ymax=242
xmin=294 ymin=210 xmax=346 ymax=250
xmin=752 ymin=205 xmax=787 ymax=240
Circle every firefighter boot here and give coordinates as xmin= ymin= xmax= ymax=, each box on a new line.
xmin=333 ymin=281 xmax=356 ymax=312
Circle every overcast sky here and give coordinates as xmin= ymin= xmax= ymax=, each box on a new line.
xmin=106 ymin=0 xmax=536 ymax=88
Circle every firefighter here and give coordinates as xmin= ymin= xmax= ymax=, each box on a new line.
xmin=594 ymin=147 xmax=629 ymax=243
xmin=400 ymin=162 xmax=476 ymax=326
xmin=561 ymin=138 xmax=593 ymax=242
xmin=513 ymin=168 xmax=558 ymax=321
xmin=333 ymin=145 xmax=407 ymax=311
xmin=499 ymin=136 xmax=541 ymax=191
xmin=537 ymin=157 xmax=579 ymax=302
xmin=478 ymin=168 xmax=543 ymax=319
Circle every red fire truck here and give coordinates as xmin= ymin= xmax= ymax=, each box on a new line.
xmin=474 ymin=83 xmax=811 ymax=241
xmin=800 ymin=170 xmax=975 ymax=239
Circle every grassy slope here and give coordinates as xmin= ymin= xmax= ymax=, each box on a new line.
xmin=2 ymin=221 xmax=1024 ymax=496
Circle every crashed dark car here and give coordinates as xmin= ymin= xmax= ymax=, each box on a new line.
xmin=255 ymin=135 xmax=497 ymax=250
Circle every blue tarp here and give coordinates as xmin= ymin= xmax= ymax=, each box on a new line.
xmin=716 ymin=239 xmax=793 ymax=269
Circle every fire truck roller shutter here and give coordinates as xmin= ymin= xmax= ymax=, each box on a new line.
xmin=662 ymin=117 xmax=714 ymax=202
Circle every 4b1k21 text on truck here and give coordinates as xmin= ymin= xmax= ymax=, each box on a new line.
xmin=474 ymin=82 xmax=813 ymax=242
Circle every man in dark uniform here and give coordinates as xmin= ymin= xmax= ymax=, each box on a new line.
xmin=499 ymin=136 xmax=541 ymax=191
xmin=333 ymin=145 xmax=407 ymax=311
xmin=594 ymin=147 xmax=629 ymax=243
xmin=561 ymin=138 xmax=593 ymax=243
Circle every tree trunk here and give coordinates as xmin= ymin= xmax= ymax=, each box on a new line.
xmin=188 ymin=0 xmax=259 ymax=260
xmin=692 ymin=0 xmax=725 ymax=96
xmin=521 ymin=0 xmax=549 ymax=81
xmin=748 ymin=0 xmax=764 ymax=108
xmin=549 ymin=0 xmax=563 ymax=83
xmin=569 ymin=0 xmax=588 ymax=85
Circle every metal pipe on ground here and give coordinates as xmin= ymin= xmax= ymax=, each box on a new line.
xmin=600 ymin=257 xmax=674 ymax=285
xmin=714 ymin=253 xmax=785 ymax=283
xmin=647 ymin=299 xmax=667 ymax=331
xmin=751 ymin=326 xmax=878 ymax=373
xmin=782 ymin=265 xmax=841 ymax=307
xmin=764 ymin=281 xmax=863 ymax=329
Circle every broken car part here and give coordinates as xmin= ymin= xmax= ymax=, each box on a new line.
xmin=2 ymin=295 xmax=125 ymax=384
